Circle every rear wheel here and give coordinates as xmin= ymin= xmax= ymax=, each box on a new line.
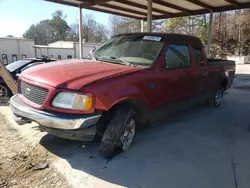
xmin=100 ymin=107 xmax=136 ymax=159
xmin=208 ymin=88 xmax=223 ymax=107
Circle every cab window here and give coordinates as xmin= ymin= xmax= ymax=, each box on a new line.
xmin=165 ymin=39 xmax=190 ymax=69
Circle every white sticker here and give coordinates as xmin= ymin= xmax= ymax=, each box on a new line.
xmin=143 ymin=36 xmax=162 ymax=41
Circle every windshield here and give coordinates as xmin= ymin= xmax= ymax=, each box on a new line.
xmin=6 ymin=60 xmax=31 ymax=72
xmin=93 ymin=35 xmax=164 ymax=67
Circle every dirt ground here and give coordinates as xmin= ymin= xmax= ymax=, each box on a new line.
xmin=0 ymin=114 xmax=69 ymax=188
xmin=1 ymin=64 xmax=250 ymax=188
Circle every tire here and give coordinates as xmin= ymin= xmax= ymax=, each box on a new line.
xmin=0 ymin=84 xmax=12 ymax=99
xmin=100 ymin=107 xmax=136 ymax=159
xmin=208 ymin=88 xmax=224 ymax=108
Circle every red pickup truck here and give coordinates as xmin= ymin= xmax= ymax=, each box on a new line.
xmin=10 ymin=33 xmax=235 ymax=158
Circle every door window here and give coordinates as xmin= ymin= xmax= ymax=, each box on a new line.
xmin=165 ymin=39 xmax=190 ymax=69
xmin=58 ymin=55 xmax=61 ymax=60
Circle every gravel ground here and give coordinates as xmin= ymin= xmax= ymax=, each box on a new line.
xmin=0 ymin=114 xmax=70 ymax=188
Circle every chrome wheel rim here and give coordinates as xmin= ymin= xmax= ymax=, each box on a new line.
xmin=121 ymin=119 xmax=136 ymax=151
xmin=0 ymin=85 xmax=8 ymax=98
xmin=215 ymin=90 xmax=223 ymax=106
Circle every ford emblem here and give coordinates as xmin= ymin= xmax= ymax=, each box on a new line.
xmin=25 ymin=88 xmax=31 ymax=95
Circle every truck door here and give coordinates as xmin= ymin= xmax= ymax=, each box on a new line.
xmin=157 ymin=38 xmax=193 ymax=105
xmin=188 ymin=39 xmax=209 ymax=95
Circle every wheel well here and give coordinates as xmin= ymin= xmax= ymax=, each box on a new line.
xmin=221 ymin=78 xmax=228 ymax=90
xmin=95 ymin=99 xmax=149 ymax=139
xmin=108 ymin=99 xmax=148 ymax=125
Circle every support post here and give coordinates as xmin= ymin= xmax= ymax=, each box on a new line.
xmin=141 ymin=20 xmax=144 ymax=32
xmin=207 ymin=11 xmax=213 ymax=57
xmin=147 ymin=0 xmax=152 ymax=32
xmin=79 ymin=5 xmax=83 ymax=59
xmin=0 ymin=61 xmax=17 ymax=95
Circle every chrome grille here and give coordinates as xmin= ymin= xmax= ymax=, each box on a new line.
xmin=20 ymin=81 xmax=48 ymax=105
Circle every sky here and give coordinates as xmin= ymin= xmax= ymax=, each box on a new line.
xmin=0 ymin=0 xmax=110 ymax=37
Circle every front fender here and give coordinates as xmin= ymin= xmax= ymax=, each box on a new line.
xmin=109 ymin=85 xmax=149 ymax=109
xmin=95 ymin=85 xmax=149 ymax=111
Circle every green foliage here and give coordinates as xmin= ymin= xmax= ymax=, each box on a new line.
xmin=23 ymin=10 xmax=70 ymax=45
xmin=6 ymin=35 xmax=14 ymax=37
xmin=48 ymin=10 xmax=70 ymax=41
xmin=23 ymin=11 xmax=108 ymax=45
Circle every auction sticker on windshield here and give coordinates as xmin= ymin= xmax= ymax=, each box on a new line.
xmin=143 ymin=36 xmax=162 ymax=41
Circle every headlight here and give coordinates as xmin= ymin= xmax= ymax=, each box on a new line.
xmin=52 ymin=92 xmax=93 ymax=111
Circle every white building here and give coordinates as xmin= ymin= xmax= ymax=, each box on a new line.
xmin=34 ymin=41 xmax=99 ymax=60
xmin=227 ymin=56 xmax=250 ymax=64
xmin=0 ymin=37 xmax=35 ymax=64
xmin=0 ymin=37 xmax=99 ymax=64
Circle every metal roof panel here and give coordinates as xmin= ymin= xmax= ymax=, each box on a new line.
xmin=45 ymin=0 xmax=250 ymax=20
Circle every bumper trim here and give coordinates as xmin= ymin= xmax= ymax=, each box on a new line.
xmin=10 ymin=94 xmax=102 ymax=130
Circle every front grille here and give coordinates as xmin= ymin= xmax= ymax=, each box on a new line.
xmin=20 ymin=81 xmax=48 ymax=105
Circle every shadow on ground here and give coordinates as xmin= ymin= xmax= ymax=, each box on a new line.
xmin=39 ymin=74 xmax=250 ymax=188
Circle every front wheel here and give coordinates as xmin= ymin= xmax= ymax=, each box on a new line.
xmin=100 ymin=107 xmax=136 ymax=159
xmin=208 ymin=88 xmax=224 ymax=107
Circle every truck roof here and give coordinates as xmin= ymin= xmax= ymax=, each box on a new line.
xmin=113 ymin=32 xmax=201 ymax=41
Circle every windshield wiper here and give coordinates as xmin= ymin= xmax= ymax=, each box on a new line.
xmin=98 ymin=56 xmax=131 ymax=66
xmin=84 ymin=54 xmax=98 ymax=60
xmin=110 ymin=56 xmax=131 ymax=66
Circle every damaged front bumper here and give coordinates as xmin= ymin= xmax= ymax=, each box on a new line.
xmin=10 ymin=94 xmax=102 ymax=141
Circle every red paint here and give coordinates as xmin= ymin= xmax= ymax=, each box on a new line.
xmin=18 ymin=34 xmax=234 ymax=115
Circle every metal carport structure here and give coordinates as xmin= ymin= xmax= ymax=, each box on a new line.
xmin=45 ymin=0 xmax=250 ymax=58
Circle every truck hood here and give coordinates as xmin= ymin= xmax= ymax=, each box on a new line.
xmin=21 ymin=59 xmax=139 ymax=90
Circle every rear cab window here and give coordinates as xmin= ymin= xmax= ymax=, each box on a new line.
xmin=165 ymin=38 xmax=190 ymax=69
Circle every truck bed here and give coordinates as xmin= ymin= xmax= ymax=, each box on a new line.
xmin=207 ymin=58 xmax=235 ymax=66
xmin=207 ymin=58 xmax=235 ymax=89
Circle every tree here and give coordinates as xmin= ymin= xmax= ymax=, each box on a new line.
xmin=109 ymin=15 xmax=140 ymax=36
xmin=211 ymin=10 xmax=250 ymax=56
xmin=6 ymin=35 xmax=14 ymax=37
xmin=163 ymin=15 xmax=208 ymax=43
xmin=68 ymin=14 xmax=108 ymax=43
xmin=67 ymin=23 xmax=79 ymax=42
xmin=49 ymin=10 xmax=70 ymax=41
xmin=23 ymin=10 xmax=70 ymax=44
xmin=23 ymin=20 xmax=55 ymax=44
